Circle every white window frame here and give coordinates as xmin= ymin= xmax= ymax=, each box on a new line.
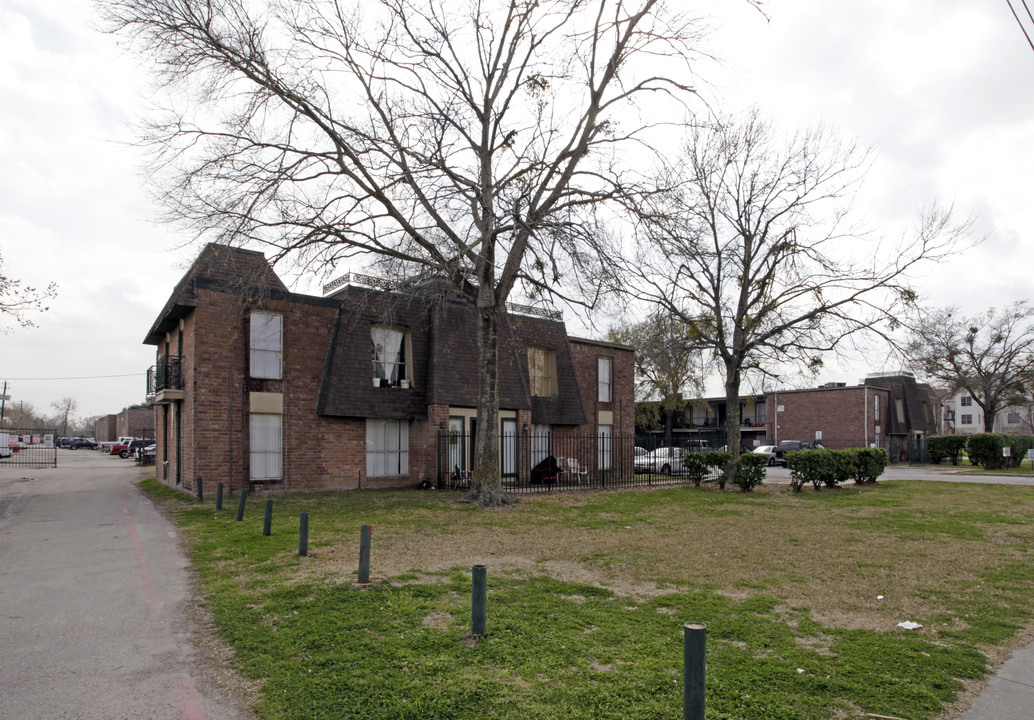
xmin=961 ymin=414 xmax=973 ymax=425
xmin=250 ymin=414 xmax=283 ymax=480
xmin=250 ymin=312 xmax=283 ymax=379
xmin=598 ymin=357 xmax=613 ymax=403
xmin=366 ymin=419 xmax=409 ymax=477
xmin=960 ymin=395 xmax=973 ymax=407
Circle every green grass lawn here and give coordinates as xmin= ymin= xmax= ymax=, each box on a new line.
xmin=142 ymin=478 xmax=1034 ymax=720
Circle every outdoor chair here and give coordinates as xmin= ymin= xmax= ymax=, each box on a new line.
xmin=566 ymin=457 xmax=588 ymax=484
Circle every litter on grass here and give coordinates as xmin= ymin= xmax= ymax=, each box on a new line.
xmin=896 ymin=621 xmax=923 ymax=630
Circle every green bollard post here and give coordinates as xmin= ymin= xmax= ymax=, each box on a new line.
xmin=471 ymin=565 xmax=487 ymax=636
xmin=263 ymin=498 xmax=273 ymax=537
xmin=683 ymin=622 xmax=706 ymax=720
xmin=358 ymin=525 xmax=372 ymax=584
xmin=235 ymin=487 xmax=248 ymax=522
xmin=216 ymin=482 xmax=223 ymax=511
xmin=299 ymin=512 xmax=309 ymax=557
xmin=196 ymin=476 xmax=203 ymax=503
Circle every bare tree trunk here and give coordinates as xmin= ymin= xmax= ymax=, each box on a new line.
xmin=724 ymin=363 xmax=742 ymax=486
xmin=470 ymin=306 xmax=515 ymax=506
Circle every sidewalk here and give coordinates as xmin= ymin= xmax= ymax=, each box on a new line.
xmin=963 ymin=640 xmax=1034 ymax=719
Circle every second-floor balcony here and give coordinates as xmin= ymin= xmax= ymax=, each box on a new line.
xmin=147 ymin=355 xmax=184 ymax=404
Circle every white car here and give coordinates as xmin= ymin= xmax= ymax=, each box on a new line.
xmin=752 ymin=445 xmax=777 ymax=466
xmin=634 ymin=446 xmax=687 ymax=475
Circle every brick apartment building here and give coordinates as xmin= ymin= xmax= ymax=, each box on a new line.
xmin=144 ymin=244 xmax=634 ymax=493
xmin=93 ymin=406 xmax=155 ymax=442
xmin=638 ymin=374 xmax=942 ymax=463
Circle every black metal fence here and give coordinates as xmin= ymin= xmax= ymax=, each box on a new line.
xmin=0 ymin=429 xmax=58 ymax=468
xmin=437 ymin=431 xmax=727 ymax=494
xmin=436 ymin=430 xmax=918 ymax=494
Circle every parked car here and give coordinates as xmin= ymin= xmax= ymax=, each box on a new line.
xmin=635 ymin=446 xmax=687 ymax=475
xmin=774 ymin=440 xmax=825 ymax=466
xmin=100 ymin=437 xmax=134 ymax=453
xmin=66 ymin=438 xmax=98 ymax=450
xmin=113 ymin=438 xmax=152 ymax=459
xmin=752 ymin=445 xmax=778 ymax=466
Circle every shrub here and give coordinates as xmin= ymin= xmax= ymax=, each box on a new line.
xmin=928 ymin=435 xmax=968 ymax=466
xmin=734 ymin=452 xmax=767 ymax=492
xmin=967 ymin=433 xmax=1005 ymax=469
xmin=702 ymin=451 xmax=732 ymax=489
xmin=850 ymin=447 xmax=888 ymax=483
xmin=787 ymin=448 xmax=882 ymax=490
xmin=824 ymin=450 xmax=857 ymax=488
xmin=1004 ymin=434 xmax=1034 ymax=468
xmin=785 ymin=450 xmax=822 ymax=491
xmin=681 ymin=452 xmax=708 ymax=487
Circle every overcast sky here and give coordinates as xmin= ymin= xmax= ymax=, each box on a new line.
xmin=1 ymin=0 xmax=1032 ymax=421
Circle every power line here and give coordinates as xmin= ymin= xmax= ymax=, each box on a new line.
xmin=1005 ymin=0 xmax=1034 ymax=52
xmin=1 ymin=373 xmax=145 ymax=381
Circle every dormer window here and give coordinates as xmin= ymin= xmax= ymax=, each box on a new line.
xmin=371 ymin=325 xmax=410 ymax=387
xmin=528 ymin=346 xmax=557 ymax=397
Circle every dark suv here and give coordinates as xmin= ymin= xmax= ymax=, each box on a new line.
xmin=774 ymin=440 xmax=825 ymax=466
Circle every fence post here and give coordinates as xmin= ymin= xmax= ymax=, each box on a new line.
xmin=358 ymin=525 xmax=372 ymax=584
xmin=235 ymin=487 xmax=248 ymax=522
xmin=471 ymin=564 xmax=487 ymax=636
xmin=299 ymin=512 xmax=309 ymax=557
xmin=216 ymin=482 xmax=223 ymax=511
xmin=196 ymin=476 xmax=203 ymax=503
xmin=263 ymin=498 xmax=273 ymax=537
xmin=683 ymin=622 xmax=706 ymax=720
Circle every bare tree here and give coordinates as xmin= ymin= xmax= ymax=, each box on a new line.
xmin=904 ymin=302 xmax=1034 ymax=432
xmin=608 ymin=313 xmax=705 ymax=439
xmin=0 ymin=249 xmax=57 ymax=332
xmin=103 ymin=0 xmax=718 ymax=505
xmin=622 ymin=111 xmax=968 ymax=477
xmin=51 ymin=397 xmax=78 ymax=437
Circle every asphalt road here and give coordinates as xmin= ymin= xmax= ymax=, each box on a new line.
xmin=0 ymin=449 xmax=253 ymax=720
xmin=762 ymin=461 xmax=1034 ymax=486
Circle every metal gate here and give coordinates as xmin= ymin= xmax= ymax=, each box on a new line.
xmin=0 ymin=429 xmax=57 ymax=468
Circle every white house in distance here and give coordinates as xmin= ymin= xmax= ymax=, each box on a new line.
xmin=948 ymin=390 xmax=1029 ymax=435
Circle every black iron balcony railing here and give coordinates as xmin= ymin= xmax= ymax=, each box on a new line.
xmin=147 ymin=355 xmax=183 ymax=395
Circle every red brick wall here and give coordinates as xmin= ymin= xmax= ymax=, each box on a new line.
xmin=153 ymin=287 xmax=631 ymax=493
xmin=568 ymin=339 xmax=635 ymax=474
xmin=767 ymin=386 xmax=890 ymax=448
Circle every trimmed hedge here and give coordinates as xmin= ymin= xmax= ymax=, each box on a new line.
xmin=849 ymin=447 xmax=888 ymax=483
xmin=966 ymin=433 xmax=1034 ymax=470
xmin=734 ymin=452 xmax=768 ymax=492
xmin=786 ymin=447 xmax=888 ymax=492
xmin=681 ymin=452 xmax=708 ymax=487
xmin=929 ymin=434 xmax=968 ymax=466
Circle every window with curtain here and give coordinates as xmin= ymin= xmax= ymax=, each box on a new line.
xmin=250 ymin=414 xmax=282 ymax=480
xmin=366 ymin=419 xmax=409 ymax=476
xmin=371 ymin=326 xmax=408 ymax=386
xmin=528 ymin=346 xmax=556 ymax=397
xmin=597 ymin=356 xmax=612 ymax=402
xmin=250 ymin=312 xmax=282 ymax=379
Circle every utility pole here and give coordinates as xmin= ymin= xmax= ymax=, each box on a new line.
xmin=0 ymin=381 xmax=9 ymax=425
